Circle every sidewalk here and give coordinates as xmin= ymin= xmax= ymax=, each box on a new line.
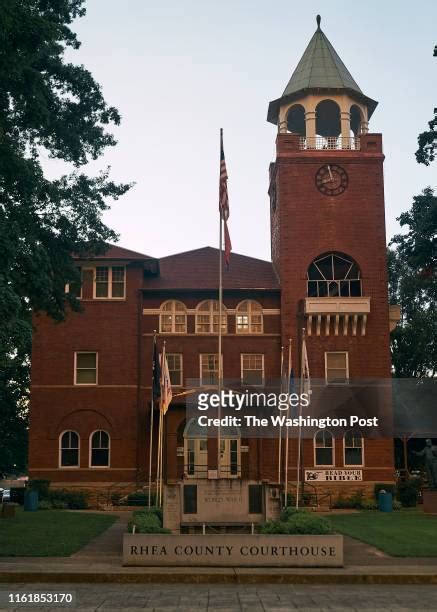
xmin=1 ymin=514 xmax=437 ymax=584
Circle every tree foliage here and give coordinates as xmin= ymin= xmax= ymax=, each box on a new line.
xmin=388 ymin=188 xmax=437 ymax=377
xmin=0 ymin=0 xmax=130 ymax=472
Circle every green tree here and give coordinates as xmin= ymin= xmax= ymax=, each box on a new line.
xmin=389 ymin=188 xmax=437 ymax=377
xmin=0 ymin=0 xmax=130 ymax=472
xmin=415 ymin=45 xmax=436 ymax=165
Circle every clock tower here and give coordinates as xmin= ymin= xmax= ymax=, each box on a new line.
xmin=268 ymin=16 xmax=395 ymax=491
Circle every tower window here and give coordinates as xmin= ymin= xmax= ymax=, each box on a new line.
xmin=307 ymin=253 xmax=362 ymax=297
xmin=325 ymin=352 xmax=349 ymax=385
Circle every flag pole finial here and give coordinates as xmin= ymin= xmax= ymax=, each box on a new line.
xmin=316 ymin=14 xmax=321 ymax=29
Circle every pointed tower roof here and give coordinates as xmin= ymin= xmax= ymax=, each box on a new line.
xmin=267 ymin=15 xmax=377 ymax=125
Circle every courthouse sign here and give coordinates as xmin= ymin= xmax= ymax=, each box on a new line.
xmin=123 ymin=534 xmax=343 ymax=567
xmin=305 ymin=469 xmax=363 ymax=482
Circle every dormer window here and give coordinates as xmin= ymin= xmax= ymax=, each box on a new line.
xmin=94 ymin=266 xmax=125 ymax=299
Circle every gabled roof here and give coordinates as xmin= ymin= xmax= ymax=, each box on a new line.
xmin=143 ymin=247 xmax=279 ymax=291
xmin=75 ymin=244 xmax=154 ymax=262
xmin=267 ymin=16 xmax=378 ymax=124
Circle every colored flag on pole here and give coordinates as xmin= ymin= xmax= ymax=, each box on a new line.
xmin=219 ymin=129 xmax=232 ymax=267
xmin=152 ymin=335 xmax=161 ymax=402
xmin=160 ymin=344 xmax=173 ymax=415
xmin=301 ymin=334 xmax=311 ymax=397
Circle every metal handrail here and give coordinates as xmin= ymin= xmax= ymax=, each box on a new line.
xmin=183 ymin=463 xmax=241 ymax=478
xmin=300 ymin=136 xmax=360 ymax=151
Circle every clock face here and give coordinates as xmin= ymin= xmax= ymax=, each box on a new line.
xmin=315 ymin=164 xmax=348 ymax=196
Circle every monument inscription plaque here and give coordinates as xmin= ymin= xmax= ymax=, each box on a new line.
xmin=123 ymin=534 xmax=343 ymax=567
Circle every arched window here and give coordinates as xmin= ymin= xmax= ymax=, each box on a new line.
xmin=350 ymin=104 xmax=363 ymax=137
xmin=307 ymin=253 xmax=362 ymax=298
xmin=316 ymin=100 xmax=341 ymax=138
xmin=159 ymin=300 xmax=187 ymax=333
xmin=344 ymin=431 xmax=363 ymax=466
xmin=90 ymin=430 xmax=110 ymax=467
xmin=59 ymin=431 xmax=79 ymax=467
xmin=286 ymin=104 xmax=306 ymax=135
xmin=236 ymin=300 xmax=263 ymax=334
xmin=314 ymin=430 xmax=334 ymax=466
xmin=196 ymin=300 xmax=227 ymax=334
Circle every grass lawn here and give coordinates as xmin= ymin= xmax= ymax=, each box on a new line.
xmin=0 ymin=508 xmax=117 ymax=556
xmin=328 ymin=509 xmax=437 ymax=557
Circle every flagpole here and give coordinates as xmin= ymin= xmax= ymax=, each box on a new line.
xmin=278 ymin=345 xmax=284 ymax=485
xmin=284 ymin=338 xmax=292 ymax=506
xmin=296 ymin=327 xmax=306 ymax=509
xmin=148 ymin=331 xmax=157 ymax=508
xmin=217 ymin=128 xmax=224 ymax=478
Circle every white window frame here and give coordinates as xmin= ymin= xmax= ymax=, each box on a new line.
xmin=184 ymin=438 xmax=208 ymax=478
xmin=93 ymin=265 xmax=126 ymax=300
xmin=199 ymin=353 xmax=223 ymax=387
xmin=240 ymin=354 xmax=265 ymax=386
xmin=166 ymin=353 xmax=183 ymax=387
xmin=65 ymin=267 xmax=82 ymax=299
xmin=219 ymin=438 xmax=241 ymax=478
xmin=343 ymin=431 xmax=364 ymax=467
xmin=195 ymin=300 xmax=227 ymax=334
xmin=58 ymin=430 xmax=80 ymax=468
xmin=325 ymin=351 xmax=349 ymax=385
xmin=159 ymin=301 xmax=187 ymax=333
xmin=236 ymin=300 xmax=264 ymax=334
xmin=89 ymin=430 xmax=111 ymax=468
xmin=74 ymin=352 xmax=98 ymax=386
xmin=313 ymin=430 xmax=335 ymax=467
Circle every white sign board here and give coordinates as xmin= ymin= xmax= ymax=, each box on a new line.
xmin=305 ymin=469 xmax=363 ymax=482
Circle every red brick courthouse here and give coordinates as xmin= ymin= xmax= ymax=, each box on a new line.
xmin=29 ymin=18 xmax=398 ymax=530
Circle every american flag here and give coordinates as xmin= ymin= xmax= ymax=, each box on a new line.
xmin=219 ymin=129 xmax=232 ymax=266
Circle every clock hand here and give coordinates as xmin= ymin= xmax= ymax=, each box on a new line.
xmin=327 ymin=165 xmax=333 ymax=181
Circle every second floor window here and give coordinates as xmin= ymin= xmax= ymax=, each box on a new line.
xmin=94 ymin=266 xmax=125 ymax=299
xmin=75 ymin=352 xmax=97 ymax=385
xmin=167 ymin=353 xmax=183 ymax=386
xmin=241 ymin=354 xmax=264 ymax=386
xmin=160 ymin=300 xmax=187 ymax=333
xmin=236 ymin=300 xmax=263 ymax=333
xmin=196 ymin=300 xmax=227 ymax=334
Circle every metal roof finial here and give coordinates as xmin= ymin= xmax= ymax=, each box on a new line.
xmin=316 ymin=15 xmax=321 ymax=30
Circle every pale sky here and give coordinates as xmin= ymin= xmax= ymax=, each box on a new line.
xmin=53 ymin=0 xmax=437 ymax=261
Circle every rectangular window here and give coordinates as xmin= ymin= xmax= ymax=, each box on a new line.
xmin=241 ymin=354 xmax=264 ymax=386
xmin=183 ymin=484 xmax=197 ymax=514
xmin=66 ymin=267 xmax=82 ymax=298
xmin=167 ymin=354 xmax=183 ymax=386
xmin=75 ymin=352 xmax=97 ymax=385
xmin=94 ymin=266 xmax=125 ymax=299
xmin=249 ymin=484 xmax=263 ymax=514
xmin=325 ymin=352 xmax=349 ymax=384
xmin=200 ymin=354 xmax=220 ymax=386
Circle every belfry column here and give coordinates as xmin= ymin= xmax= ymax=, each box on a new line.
xmin=305 ymin=110 xmax=316 ymax=139
xmin=340 ymin=111 xmax=351 ymax=141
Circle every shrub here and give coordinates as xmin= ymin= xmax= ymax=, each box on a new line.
xmin=47 ymin=489 xmax=88 ymax=509
xmin=333 ymin=490 xmax=365 ymax=509
xmin=128 ymin=510 xmax=170 ymax=534
xmin=51 ymin=499 xmax=69 ymax=509
xmin=280 ymin=506 xmax=307 ymax=522
xmin=361 ymin=498 xmax=377 ymax=511
xmin=374 ymin=483 xmax=396 ymax=500
xmin=259 ymin=511 xmax=333 ymax=535
xmin=126 ymin=491 xmax=151 ymax=506
xmin=38 ymin=499 xmax=53 ymax=510
xmin=397 ymin=480 xmax=420 ymax=508
xmin=393 ymin=500 xmax=403 ymax=511
xmin=28 ymin=480 xmax=50 ymax=498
